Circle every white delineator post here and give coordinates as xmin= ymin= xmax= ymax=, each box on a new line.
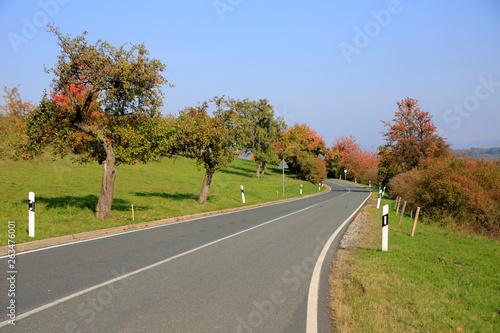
xmin=241 ymin=185 xmax=245 ymax=204
xmin=376 ymin=189 xmax=382 ymax=209
xmin=382 ymin=186 xmax=386 ymax=198
xmin=300 ymin=184 xmax=303 ymax=195
xmin=382 ymin=204 xmax=389 ymax=252
xmin=29 ymin=192 xmax=35 ymax=237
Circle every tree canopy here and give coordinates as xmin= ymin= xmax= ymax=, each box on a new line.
xmin=0 ymin=86 xmax=32 ymax=159
xmin=277 ymin=123 xmax=327 ymax=184
xmin=379 ymin=97 xmax=450 ymax=181
xmin=235 ymin=98 xmax=284 ymax=177
xmin=24 ymin=25 xmax=173 ymax=219
xmin=174 ymin=97 xmax=240 ymax=203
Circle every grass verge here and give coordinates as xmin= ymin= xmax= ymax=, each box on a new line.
xmin=329 ymin=192 xmax=500 ymax=332
xmin=0 ymin=156 xmax=323 ymax=245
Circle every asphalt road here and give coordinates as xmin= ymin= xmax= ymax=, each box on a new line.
xmin=0 ymin=179 xmax=371 ymax=332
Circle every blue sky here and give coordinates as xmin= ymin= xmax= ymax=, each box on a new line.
xmin=1 ymin=0 xmax=499 ymax=150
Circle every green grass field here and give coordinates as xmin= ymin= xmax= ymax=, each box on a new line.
xmin=0 ymin=156 xmax=323 ymax=245
xmin=330 ymin=192 xmax=500 ymax=332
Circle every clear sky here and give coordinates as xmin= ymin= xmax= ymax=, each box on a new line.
xmin=1 ymin=0 xmax=499 ymax=150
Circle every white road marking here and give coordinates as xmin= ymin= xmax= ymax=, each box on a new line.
xmin=0 ymin=201 xmax=325 ymax=328
xmin=0 ymin=186 xmax=332 ymax=259
xmin=306 ymin=182 xmax=371 ymax=333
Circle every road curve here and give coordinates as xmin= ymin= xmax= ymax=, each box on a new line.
xmin=0 ymin=179 xmax=370 ymax=332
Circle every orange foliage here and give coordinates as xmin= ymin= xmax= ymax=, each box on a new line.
xmin=389 ymin=157 xmax=500 ymax=238
xmin=328 ymin=135 xmax=378 ymax=184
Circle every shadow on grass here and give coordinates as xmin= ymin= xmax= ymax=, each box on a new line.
xmin=135 ymin=191 xmax=199 ymax=201
xmin=37 ymin=195 xmax=145 ymax=212
xmin=219 ymin=165 xmax=255 ymax=178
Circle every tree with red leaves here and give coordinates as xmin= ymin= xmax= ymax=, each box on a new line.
xmin=327 ymin=135 xmax=378 ymax=184
xmin=379 ymin=98 xmax=450 ymax=181
xmin=278 ymin=123 xmax=327 ymax=184
xmin=24 ymin=25 xmax=173 ymax=219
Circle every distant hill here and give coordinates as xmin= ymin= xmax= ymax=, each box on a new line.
xmin=453 ymin=147 xmax=500 ymax=160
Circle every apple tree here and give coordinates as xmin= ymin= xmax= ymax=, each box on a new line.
xmin=235 ymin=99 xmax=284 ymax=177
xmin=174 ymin=97 xmax=240 ymax=203
xmin=24 ymin=25 xmax=173 ymax=219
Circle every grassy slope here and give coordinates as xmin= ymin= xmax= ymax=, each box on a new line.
xmin=330 ymin=192 xmax=500 ymax=332
xmin=0 ymin=156 xmax=322 ymax=245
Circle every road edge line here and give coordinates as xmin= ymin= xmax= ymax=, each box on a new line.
xmin=306 ymin=185 xmax=371 ymax=333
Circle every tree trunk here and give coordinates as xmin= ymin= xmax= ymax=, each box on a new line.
xmin=95 ymin=141 xmax=117 ymax=219
xmin=255 ymin=160 xmax=261 ymax=178
xmin=198 ymin=167 xmax=215 ymax=204
xmin=261 ymin=162 xmax=267 ymax=175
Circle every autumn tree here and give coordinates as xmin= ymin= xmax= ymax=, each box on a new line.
xmin=24 ymin=25 xmax=173 ymax=219
xmin=327 ymin=135 xmax=378 ymax=184
xmin=278 ymin=123 xmax=327 ymax=184
xmin=379 ymin=98 xmax=450 ymax=181
xmin=236 ymin=99 xmax=284 ymax=177
xmin=0 ymin=86 xmax=32 ymax=159
xmin=174 ymin=97 xmax=239 ymax=203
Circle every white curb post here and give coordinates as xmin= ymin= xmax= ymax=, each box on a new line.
xmin=376 ymin=190 xmax=382 ymax=209
xmin=241 ymin=185 xmax=245 ymax=204
xmin=369 ymin=180 xmax=371 ymax=188
xmin=382 ymin=204 xmax=389 ymax=252
xmin=300 ymin=184 xmax=303 ymax=195
xmin=382 ymin=186 xmax=386 ymax=198
xmin=29 ymin=192 xmax=35 ymax=237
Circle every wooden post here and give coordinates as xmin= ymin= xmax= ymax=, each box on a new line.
xmin=411 ymin=207 xmax=420 ymax=237
xmin=411 ymin=210 xmax=413 ymax=220
xmin=132 ymin=204 xmax=135 ymax=221
xmin=394 ymin=196 xmax=399 ymax=210
xmin=396 ymin=197 xmax=401 ymax=216
xmin=398 ymin=201 xmax=407 ymax=225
